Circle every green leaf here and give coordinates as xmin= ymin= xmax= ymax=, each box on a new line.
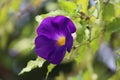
xmin=35 ymin=10 xmax=67 ymax=24
xmin=92 ymin=8 xmax=98 ymax=18
xmin=75 ymin=44 xmax=88 ymax=63
xmin=0 ymin=5 xmax=8 ymax=25
xmin=107 ymin=18 xmax=120 ymax=32
xmin=115 ymin=3 xmax=120 ymax=17
xmin=76 ymin=0 xmax=89 ymax=14
xmin=46 ymin=64 xmax=56 ymax=79
xmin=75 ymin=22 xmax=86 ymax=43
xmin=102 ymin=3 xmax=115 ymax=22
xmin=19 ymin=57 xmax=45 ymax=75
xmin=59 ymin=0 xmax=77 ymax=13
xmin=35 ymin=15 xmax=43 ymax=24
xmin=83 ymin=70 xmax=92 ymax=80
xmin=90 ymin=38 xmax=100 ymax=53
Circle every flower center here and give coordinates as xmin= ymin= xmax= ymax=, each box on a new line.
xmin=57 ymin=36 xmax=66 ymax=46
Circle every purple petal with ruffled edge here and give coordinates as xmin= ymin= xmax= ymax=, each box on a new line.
xmin=67 ymin=18 xmax=76 ymax=33
xmin=35 ymin=35 xmax=66 ymax=64
xmin=37 ymin=17 xmax=54 ymax=35
xmin=52 ymin=15 xmax=76 ymax=33
xmin=52 ymin=15 xmax=68 ymax=30
xmin=36 ymin=17 xmax=59 ymax=40
xmin=36 ymin=16 xmax=67 ymax=40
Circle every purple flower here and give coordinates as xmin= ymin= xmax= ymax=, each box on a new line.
xmin=35 ymin=15 xmax=76 ymax=64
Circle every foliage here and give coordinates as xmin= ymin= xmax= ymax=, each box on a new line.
xmin=0 ymin=0 xmax=120 ymax=80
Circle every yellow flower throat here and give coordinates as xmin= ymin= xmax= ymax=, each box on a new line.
xmin=57 ymin=36 xmax=66 ymax=46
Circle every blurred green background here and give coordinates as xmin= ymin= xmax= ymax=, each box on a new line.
xmin=0 ymin=0 xmax=58 ymax=80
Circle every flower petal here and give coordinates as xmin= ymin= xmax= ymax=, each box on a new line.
xmin=48 ymin=46 xmax=66 ymax=64
xmin=35 ymin=35 xmax=66 ymax=64
xmin=36 ymin=18 xmax=61 ymax=40
xmin=67 ymin=19 xmax=76 ymax=33
xmin=36 ymin=17 xmax=67 ymax=40
xmin=34 ymin=15 xmax=76 ymax=64
xmin=36 ymin=16 xmax=76 ymax=40
xmin=66 ymin=33 xmax=73 ymax=52
xmin=52 ymin=15 xmax=76 ymax=33
xmin=52 ymin=15 xmax=68 ymax=30
xmin=35 ymin=35 xmax=56 ymax=59
xmin=36 ymin=17 xmax=54 ymax=35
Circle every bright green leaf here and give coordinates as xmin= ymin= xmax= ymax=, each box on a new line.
xmin=83 ymin=70 xmax=92 ymax=80
xmin=107 ymin=18 xmax=120 ymax=32
xmin=76 ymin=0 xmax=89 ymax=14
xmin=102 ymin=3 xmax=115 ymax=22
xmin=59 ymin=0 xmax=77 ymax=13
xmin=46 ymin=64 xmax=56 ymax=79
xmin=19 ymin=57 xmax=45 ymax=75
xmin=75 ymin=22 xmax=86 ymax=43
